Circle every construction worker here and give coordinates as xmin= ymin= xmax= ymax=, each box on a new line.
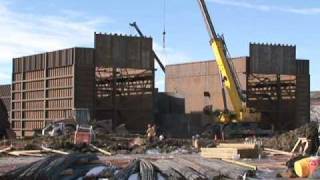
xmin=159 ymin=134 xmax=164 ymax=141
xmin=194 ymin=134 xmax=200 ymax=149
xmin=146 ymin=124 xmax=156 ymax=143
xmin=151 ymin=124 xmax=157 ymax=140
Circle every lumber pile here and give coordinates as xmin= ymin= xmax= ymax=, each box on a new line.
xmin=201 ymin=143 xmax=259 ymax=159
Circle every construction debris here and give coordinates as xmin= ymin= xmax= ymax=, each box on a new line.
xmin=1 ymin=153 xmax=257 ymax=179
xmin=264 ymin=122 xmax=319 ymax=154
xmin=114 ymin=124 xmax=129 ymax=136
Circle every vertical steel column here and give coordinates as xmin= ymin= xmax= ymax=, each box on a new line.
xmin=276 ymin=74 xmax=281 ymax=126
xmin=21 ymin=58 xmax=24 ymax=136
xmin=112 ymin=67 xmax=117 ymax=127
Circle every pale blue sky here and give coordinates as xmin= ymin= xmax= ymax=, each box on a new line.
xmin=0 ymin=0 xmax=319 ymax=91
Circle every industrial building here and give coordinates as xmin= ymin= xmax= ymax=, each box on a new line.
xmin=166 ymin=43 xmax=310 ymax=131
xmin=10 ymin=33 xmax=154 ymax=136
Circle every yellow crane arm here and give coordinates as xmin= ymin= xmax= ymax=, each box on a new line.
xmin=211 ymin=39 xmax=243 ymax=114
xmin=197 ymin=0 xmax=260 ymax=123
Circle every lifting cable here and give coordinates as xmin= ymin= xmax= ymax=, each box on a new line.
xmin=162 ymin=0 xmax=167 ymax=49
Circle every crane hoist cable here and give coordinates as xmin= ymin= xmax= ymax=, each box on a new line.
xmin=162 ymin=0 xmax=167 ymax=49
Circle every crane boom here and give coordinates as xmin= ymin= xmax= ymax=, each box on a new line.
xmin=130 ymin=22 xmax=166 ymax=73
xmin=197 ymin=0 xmax=260 ymax=123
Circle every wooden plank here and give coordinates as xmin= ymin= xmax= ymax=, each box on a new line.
xmin=217 ymin=143 xmax=257 ymax=149
xmin=264 ymin=148 xmax=292 ymax=156
xmin=7 ymin=150 xmax=44 ymax=157
xmin=89 ymin=144 xmax=112 ymax=156
xmin=221 ymin=159 xmax=257 ymax=171
xmin=9 ymin=150 xmax=42 ymax=153
xmin=41 ymin=145 xmax=69 ymax=155
xmin=7 ymin=151 xmax=44 ymax=157
xmin=0 ymin=146 xmax=12 ymax=153
xmin=201 ymin=148 xmax=238 ymax=159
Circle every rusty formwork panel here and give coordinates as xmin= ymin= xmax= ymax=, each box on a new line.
xmin=95 ymin=33 xmax=153 ymax=70
xmin=94 ymin=34 xmax=154 ymax=132
xmin=296 ymin=60 xmax=309 ymax=75
xmin=11 ymin=48 xmax=94 ymax=136
xmin=295 ymin=59 xmax=310 ymax=127
xmin=166 ymin=57 xmax=247 ymax=113
xmin=0 ymin=84 xmax=11 ymax=113
xmin=247 ymin=59 xmax=310 ymax=129
xmin=249 ymin=43 xmax=296 ymax=75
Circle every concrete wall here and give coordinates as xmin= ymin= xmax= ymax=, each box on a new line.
xmin=166 ymin=57 xmax=247 ymax=113
xmin=165 ymin=44 xmax=310 ymax=131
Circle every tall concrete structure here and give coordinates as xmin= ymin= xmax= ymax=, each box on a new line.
xmin=166 ymin=44 xmax=310 ymax=130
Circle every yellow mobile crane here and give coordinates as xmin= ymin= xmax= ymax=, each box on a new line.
xmin=197 ymin=0 xmax=261 ymax=124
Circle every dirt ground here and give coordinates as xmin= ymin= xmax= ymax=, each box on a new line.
xmin=1 ymin=123 xmax=317 ymax=179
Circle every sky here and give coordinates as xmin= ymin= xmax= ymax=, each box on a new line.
xmin=0 ymin=0 xmax=319 ymax=91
